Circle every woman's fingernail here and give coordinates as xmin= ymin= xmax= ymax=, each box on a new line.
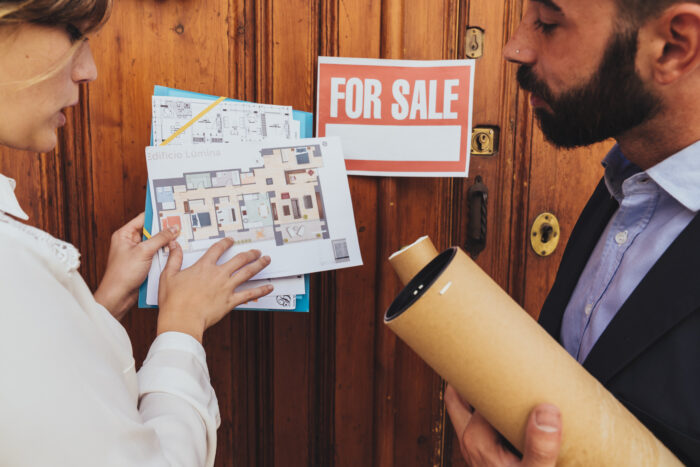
xmin=267 ymin=285 xmax=274 ymax=292
xmin=534 ymin=405 xmax=561 ymax=433
xmin=168 ymin=225 xmax=180 ymax=235
xmin=263 ymin=255 xmax=271 ymax=264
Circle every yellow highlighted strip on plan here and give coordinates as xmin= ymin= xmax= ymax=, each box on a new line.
xmin=144 ymin=96 xmax=227 ymax=238
xmin=159 ymin=96 xmax=227 ymax=146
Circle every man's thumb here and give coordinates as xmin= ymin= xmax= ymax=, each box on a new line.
xmin=162 ymin=240 xmax=183 ymax=278
xmin=521 ymin=404 xmax=562 ymax=467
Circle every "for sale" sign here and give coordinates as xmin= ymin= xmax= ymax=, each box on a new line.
xmin=316 ymin=57 xmax=475 ymax=177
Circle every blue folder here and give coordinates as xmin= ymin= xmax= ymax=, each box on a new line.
xmin=138 ymin=85 xmax=312 ymax=311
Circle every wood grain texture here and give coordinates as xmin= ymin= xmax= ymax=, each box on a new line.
xmin=269 ymin=2 xmax=318 ymax=466
xmin=0 ymin=148 xmax=62 ymax=236
xmin=373 ymin=2 xmax=462 ymax=466
xmin=446 ymin=0 xmax=528 ymax=464
xmin=328 ymin=2 xmax=383 ymax=466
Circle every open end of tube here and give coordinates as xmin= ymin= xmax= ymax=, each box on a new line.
xmin=388 ymin=235 xmax=430 ymax=260
xmin=384 ymin=247 xmax=457 ymax=322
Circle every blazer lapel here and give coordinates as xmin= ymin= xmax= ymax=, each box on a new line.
xmin=539 ymin=179 xmax=619 ymax=339
xmin=583 ymin=212 xmax=700 ymax=384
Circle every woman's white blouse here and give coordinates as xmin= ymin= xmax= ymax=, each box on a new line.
xmin=0 ymin=173 xmax=220 ymax=466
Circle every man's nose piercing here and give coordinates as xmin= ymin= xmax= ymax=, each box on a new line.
xmin=516 ymin=49 xmax=520 ymax=54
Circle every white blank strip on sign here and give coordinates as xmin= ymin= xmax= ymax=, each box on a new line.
xmin=325 ymin=124 xmax=462 ymax=162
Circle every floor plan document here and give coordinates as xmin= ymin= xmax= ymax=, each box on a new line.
xmin=146 ymin=137 xmax=362 ymax=283
xmin=143 ymin=91 xmax=309 ymax=308
xmin=152 ymin=96 xmax=297 ymax=145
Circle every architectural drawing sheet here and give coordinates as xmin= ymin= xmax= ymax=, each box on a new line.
xmin=152 ymin=96 xmax=297 ymax=145
xmin=145 ymin=96 xmax=306 ymax=307
xmin=146 ymin=137 xmax=362 ymax=285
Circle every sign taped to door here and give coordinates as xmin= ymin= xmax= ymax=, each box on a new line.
xmin=316 ymin=56 xmax=475 ymax=177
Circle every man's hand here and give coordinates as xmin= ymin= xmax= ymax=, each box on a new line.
xmin=94 ymin=212 xmax=179 ymax=320
xmin=444 ymin=384 xmax=562 ymax=466
xmin=156 ymin=237 xmax=274 ymax=343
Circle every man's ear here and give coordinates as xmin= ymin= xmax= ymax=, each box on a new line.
xmin=645 ymin=4 xmax=700 ymax=85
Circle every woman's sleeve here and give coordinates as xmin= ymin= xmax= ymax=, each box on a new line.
xmin=137 ymin=332 xmax=221 ymax=467
xmin=0 ymin=236 xmax=220 ymax=467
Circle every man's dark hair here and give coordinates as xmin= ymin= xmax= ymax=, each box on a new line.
xmin=617 ymin=0 xmax=700 ymax=26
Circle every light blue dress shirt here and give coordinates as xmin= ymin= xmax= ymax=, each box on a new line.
xmin=561 ymin=140 xmax=700 ymax=363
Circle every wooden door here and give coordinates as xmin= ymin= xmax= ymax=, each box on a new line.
xmin=0 ymin=0 xmax=608 ymax=465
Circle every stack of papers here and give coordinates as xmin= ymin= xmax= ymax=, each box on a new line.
xmin=139 ymin=86 xmax=363 ymax=312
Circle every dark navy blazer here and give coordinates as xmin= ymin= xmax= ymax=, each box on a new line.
xmin=538 ymin=179 xmax=700 ymax=465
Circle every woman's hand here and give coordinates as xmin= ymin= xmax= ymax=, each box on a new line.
xmin=156 ymin=237 xmax=273 ymax=343
xmin=94 ymin=212 xmax=180 ymax=320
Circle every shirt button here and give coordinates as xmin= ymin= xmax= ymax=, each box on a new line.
xmin=584 ymin=304 xmax=593 ymax=316
xmin=615 ymin=230 xmax=628 ymax=245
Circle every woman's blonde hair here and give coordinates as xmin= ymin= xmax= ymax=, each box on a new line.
xmin=0 ymin=0 xmax=111 ymax=33
xmin=0 ymin=0 xmax=112 ymax=87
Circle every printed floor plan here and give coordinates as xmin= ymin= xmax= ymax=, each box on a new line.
xmin=152 ymin=144 xmax=330 ymax=252
xmin=152 ymin=96 xmax=296 ymax=145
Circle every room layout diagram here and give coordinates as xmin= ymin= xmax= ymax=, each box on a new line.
xmin=152 ymin=96 xmax=297 ymax=145
xmin=152 ymin=144 xmax=330 ymax=252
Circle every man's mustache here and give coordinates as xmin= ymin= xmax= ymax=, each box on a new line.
xmin=517 ymin=66 xmax=555 ymax=104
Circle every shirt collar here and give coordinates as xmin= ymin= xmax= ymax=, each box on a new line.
xmin=602 ymin=140 xmax=700 ymax=212
xmin=646 ymin=140 xmax=700 ymax=212
xmin=602 ymin=145 xmax=643 ymax=202
xmin=0 ymin=173 xmax=29 ymax=220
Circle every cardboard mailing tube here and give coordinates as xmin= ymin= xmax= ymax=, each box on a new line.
xmin=385 ymin=246 xmax=681 ymax=466
xmin=388 ymin=236 xmax=440 ymax=284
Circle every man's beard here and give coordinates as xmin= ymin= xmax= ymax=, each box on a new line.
xmin=517 ymin=29 xmax=661 ymax=149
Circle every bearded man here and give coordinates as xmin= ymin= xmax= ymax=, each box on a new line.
xmin=445 ymin=0 xmax=700 ymax=465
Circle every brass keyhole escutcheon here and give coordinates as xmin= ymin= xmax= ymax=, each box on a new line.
xmin=531 ymin=212 xmax=560 ymax=257
xmin=471 ymin=127 xmax=499 ymax=156
xmin=465 ymin=27 xmax=484 ymax=59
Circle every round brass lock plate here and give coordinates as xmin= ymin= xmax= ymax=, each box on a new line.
xmin=530 ymin=212 xmax=560 ymax=257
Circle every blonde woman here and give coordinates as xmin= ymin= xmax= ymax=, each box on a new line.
xmin=0 ymin=1 xmax=273 ymax=465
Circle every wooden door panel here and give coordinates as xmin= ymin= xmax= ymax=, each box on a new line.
xmin=268 ymin=2 xmax=319 ymax=466
xmin=521 ymin=130 xmax=608 ymax=317
xmin=374 ymin=2 xmax=463 ymax=466
xmin=330 ymin=2 xmax=383 ymax=466
xmin=446 ymin=0 xmax=529 ymax=465
xmin=460 ymin=0 xmax=524 ymax=286
xmin=0 ymin=150 xmax=60 ymax=234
